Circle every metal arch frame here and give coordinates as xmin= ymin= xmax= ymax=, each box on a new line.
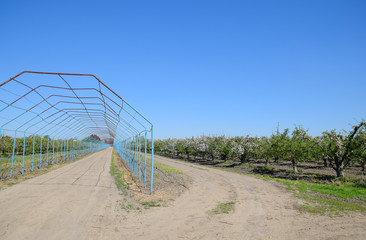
xmin=0 ymin=71 xmax=155 ymax=193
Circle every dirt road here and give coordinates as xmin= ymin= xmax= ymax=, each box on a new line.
xmin=0 ymin=148 xmax=365 ymax=240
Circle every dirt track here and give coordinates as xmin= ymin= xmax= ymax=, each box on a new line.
xmin=0 ymin=148 xmax=365 ymax=240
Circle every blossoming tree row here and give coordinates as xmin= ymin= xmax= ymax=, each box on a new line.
xmin=151 ymin=122 xmax=366 ymax=178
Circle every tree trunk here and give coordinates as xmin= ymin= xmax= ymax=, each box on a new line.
xmin=265 ymin=158 xmax=269 ymax=166
xmin=274 ymin=157 xmax=279 ymax=163
xmin=361 ymin=160 xmax=365 ymax=172
xmin=240 ymin=153 xmax=247 ymax=164
xmin=323 ymin=157 xmax=328 ymax=167
xmin=336 ymin=168 xmax=344 ymax=178
xmin=291 ymin=158 xmax=298 ymax=173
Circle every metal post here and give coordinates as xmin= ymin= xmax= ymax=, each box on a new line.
xmin=135 ymin=136 xmax=138 ymax=178
xmin=63 ymin=139 xmax=65 ymax=162
xmin=31 ymin=135 xmax=35 ymax=171
xmin=144 ymin=132 xmax=147 ymax=188
xmin=46 ymin=135 xmax=50 ymax=166
xmin=138 ymin=134 xmax=141 ymax=182
xmin=60 ymin=139 xmax=63 ymax=163
xmin=39 ymin=135 xmax=43 ymax=169
xmin=150 ymin=128 xmax=154 ymax=193
xmin=10 ymin=130 xmax=17 ymax=178
xmin=133 ymin=137 xmax=136 ymax=176
xmin=56 ymin=139 xmax=59 ymax=164
xmin=22 ymin=133 xmax=26 ymax=174
xmin=60 ymin=139 xmax=65 ymax=163
xmin=52 ymin=138 xmax=55 ymax=165
xmin=71 ymin=140 xmax=73 ymax=159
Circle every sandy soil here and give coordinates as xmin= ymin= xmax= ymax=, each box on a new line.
xmin=0 ymin=148 xmax=365 ymax=240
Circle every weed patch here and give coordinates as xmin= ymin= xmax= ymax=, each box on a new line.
xmin=141 ymin=200 xmax=162 ymax=209
xmin=208 ymin=201 xmax=235 ymax=215
xmin=110 ymin=152 xmax=128 ymax=196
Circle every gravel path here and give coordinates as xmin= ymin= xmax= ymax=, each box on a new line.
xmin=0 ymin=148 xmax=365 ymax=240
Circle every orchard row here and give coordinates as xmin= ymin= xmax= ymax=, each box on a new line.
xmin=152 ymin=122 xmax=366 ymax=178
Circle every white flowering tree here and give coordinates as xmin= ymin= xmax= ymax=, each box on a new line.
xmin=231 ymin=135 xmax=258 ymax=163
xmin=205 ymin=136 xmax=220 ymax=161
xmin=215 ymin=135 xmax=233 ymax=161
xmin=182 ymin=137 xmax=195 ymax=159
xmin=195 ymin=135 xmax=209 ymax=160
xmin=315 ymin=121 xmax=366 ymax=177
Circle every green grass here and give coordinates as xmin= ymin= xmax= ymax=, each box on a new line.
xmin=256 ymin=165 xmax=274 ymax=170
xmin=209 ymin=201 xmax=235 ymax=215
xmin=256 ymin=175 xmax=366 ymax=216
xmin=146 ymin=159 xmax=182 ymax=175
xmin=144 ymin=156 xmax=182 ymax=175
xmin=265 ymin=177 xmax=366 ymax=200
xmin=155 ymin=161 xmax=182 ymax=174
xmin=110 ymin=153 xmax=128 ymax=196
xmin=141 ymin=200 xmax=161 ymax=209
xmin=111 ymin=152 xmax=168 ymax=211
xmin=239 ymin=163 xmax=254 ymax=168
xmin=297 ymin=193 xmax=366 ymax=216
xmin=120 ymin=202 xmax=141 ymax=211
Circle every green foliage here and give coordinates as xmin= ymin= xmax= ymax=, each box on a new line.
xmin=216 ymin=136 xmax=233 ymax=161
xmin=153 ymin=121 xmax=366 ymax=178
xmin=354 ymin=128 xmax=366 ymax=171
xmin=281 ymin=126 xmax=311 ymax=172
xmin=208 ymin=201 xmax=235 ymax=215
xmin=0 ymin=135 xmax=91 ymax=159
xmin=207 ymin=136 xmax=220 ymax=160
xmin=314 ymin=121 xmax=366 ymax=177
xmin=231 ymin=135 xmax=256 ymax=163
xmin=175 ymin=139 xmax=185 ymax=157
xmin=83 ymin=134 xmax=101 ymax=142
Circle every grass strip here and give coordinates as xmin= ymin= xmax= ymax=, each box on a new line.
xmin=256 ymin=175 xmax=366 ymax=216
xmin=110 ymin=152 xmax=128 ymax=196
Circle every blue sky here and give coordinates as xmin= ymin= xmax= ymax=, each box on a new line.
xmin=0 ymin=0 xmax=365 ymax=139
